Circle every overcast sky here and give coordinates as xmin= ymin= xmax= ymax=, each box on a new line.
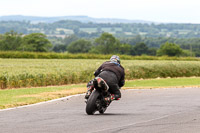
xmin=0 ymin=0 xmax=200 ymax=23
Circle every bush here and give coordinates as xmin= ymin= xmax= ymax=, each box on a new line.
xmin=0 ymin=51 xmax=200 ymax=61
xmin=157 ymin=42 xmax=183 ymax=56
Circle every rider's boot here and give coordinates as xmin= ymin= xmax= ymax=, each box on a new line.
xmin=85 ymin=87 xmax=94 ymax=99
xmin=104 ymin=94 xmax=115 ymax=105
xmin=85 ymin=80 xmax=94 ymax=99
xmin=104 ymin=94 xmax=121 ymax=104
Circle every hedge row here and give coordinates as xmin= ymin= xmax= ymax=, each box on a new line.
xmin=0 ymin=51 xmax=200 ymax=61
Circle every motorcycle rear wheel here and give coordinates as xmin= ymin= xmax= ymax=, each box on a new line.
xmin=99 ymin=107 xmax=107 ymax=114
xmin=86 ymin=90 xmax=100 ymax=115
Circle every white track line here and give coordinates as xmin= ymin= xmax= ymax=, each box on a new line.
xmin=0 ymin=93 xmax=85 ymax=112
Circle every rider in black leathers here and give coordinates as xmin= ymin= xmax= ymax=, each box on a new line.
xmin=85 ymin=55 xmax=125 ymax=101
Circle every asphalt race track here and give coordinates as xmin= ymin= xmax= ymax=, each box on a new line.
xmin=1 ymin=87 xmax=200 ymax=133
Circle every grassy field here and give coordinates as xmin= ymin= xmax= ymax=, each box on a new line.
xmin=125 ymin=77 xmax=200 ymax=88
xmin=0 ymin=84 xmax=86 ymax=109
xmin=1 ymin=59 xmax=200 ymax=89
xmin=0 ymin=77 xmax=200 ymax=109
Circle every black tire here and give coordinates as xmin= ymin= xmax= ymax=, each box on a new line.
xmin=99 ymin=107 xmax=107 ymax=114
xmin=86 ymin=90 xmax=100 ymax=115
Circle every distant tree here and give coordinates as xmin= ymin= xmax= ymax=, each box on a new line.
xmin=193 ymin=49 xmax=200 ymax=57
xmin=157 ymin=42 xmax=183 ymax=56
xmin=44 ymin=30 xmax=50 ymax=35
xmin=20 ymin=33 xmax=52 ymax=52
xmin=67 ymin=39 xmax=92 ymax=53
xmin=73 ymin=28 xmax=80 ymax=34
xmin=0 ymin=30 xmax=22 ymax=51
xmin=131 ymin=42 xmax=149 ymax=55
xmin=52 ymin=44 xmax=66 ymax=52
xmin=59 ymin=30 xmax=65 ymax=35
xmin=111 ymin=27 xmax=115 ymax=32
xmin=76 ymin=31 xmax=90 ymax=38
xmin=134 ymin=35 xmax=142 ymax=43
xmin=181 ymin=49 xmax=195 ymax=57
xmin=121 ymin=35 xmax=143 ymax=45
xmin=63 ymin=34 xmax=79 ymax=46
xmin=117 ymin=44 xmax=132 ymax=55
xmin=97 ymin=27 xmax=102 ymax=32
xmin=148 ymin=48 xmax=157 ymax=56
xmin=94 ymin=32 xmax=119 ymax=54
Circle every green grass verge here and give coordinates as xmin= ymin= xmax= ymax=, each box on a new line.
xmin=0 ymin=84 xmax=85 ymax=109
xmin=0 ymin=77 xmax=200 ymax=109
xmin=124 ymin=77 xmax=200 ymax=88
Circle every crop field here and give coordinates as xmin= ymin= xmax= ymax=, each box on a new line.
xmin=1 ymin=59 xmax=200 ymax=89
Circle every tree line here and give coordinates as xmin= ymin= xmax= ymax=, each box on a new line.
xmin=63 ymin=33 xmax=185 ymax=57
xmin=0 ymin=31 xmax=192 ymax=57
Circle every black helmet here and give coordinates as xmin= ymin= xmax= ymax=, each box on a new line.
xmin=110 ymin=55 xmax=120 ymax=64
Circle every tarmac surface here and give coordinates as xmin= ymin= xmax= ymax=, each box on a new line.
xmin=1 ymin=87 xmax=200 ymax=133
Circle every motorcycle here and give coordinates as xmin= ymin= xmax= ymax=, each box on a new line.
xmin=85 ymin=77 xmax=111 ymax=115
